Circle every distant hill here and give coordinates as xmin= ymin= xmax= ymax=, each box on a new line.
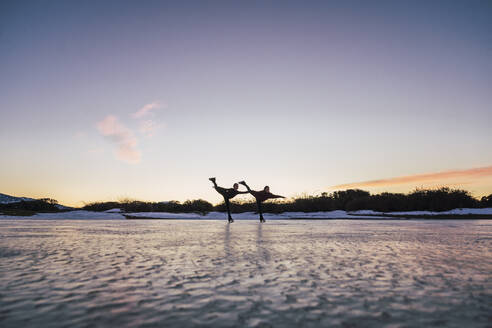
xmin=0 ymin=193 xmax=72 ymax=210
xmin=0 ymin=193 xmax=35 ymax=204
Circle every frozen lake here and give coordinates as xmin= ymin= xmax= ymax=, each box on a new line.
xmin=0 ymin=219 xmax=491 ymax=327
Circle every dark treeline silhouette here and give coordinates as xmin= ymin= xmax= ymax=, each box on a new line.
xmin=82 ymin=199 xmax=213 ymax=214
xmin=481 ymin=194 xmax=492 ymax=207
xmin=82 ymin=187 xmax=491 ymax=214
xmin=218 ymin=188 xmax=484 ymax=213
xmin=0 ymin=198 xmax=59 ymax=213
xmin=2 ymin=188 xmax=492 ymax=215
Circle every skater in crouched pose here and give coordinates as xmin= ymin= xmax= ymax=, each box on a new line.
xmin=238 ymin=181 xmax=285 ymax=222
xmin=209 ymin=177 xmax=248 ymax=223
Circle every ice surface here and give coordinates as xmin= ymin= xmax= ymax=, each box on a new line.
xmin=1 ymin=208 xmax=491 ymax=220
xmin=0 ymin=220 xmax=490 ymax=327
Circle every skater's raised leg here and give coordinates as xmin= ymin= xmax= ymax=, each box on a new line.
xmin=238 ymin=181 xmax=251 ymax=192
xmin=209 ymin=177 xmax=218 ymax=188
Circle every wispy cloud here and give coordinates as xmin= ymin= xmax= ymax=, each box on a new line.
xmin=332 ymin=165 xmax=492 ymax=189
xmin=132 ymin=102 xmax=162 ymax=119
xmin=95 ymin=102 xmax=164 ymax=162
xmin=96 ymin=115 xmax=141 ymax=164
xmin=139 ymin=120 xmax=159 ymax=137
xmin=132 ymin=101 xmax=165 ymax=138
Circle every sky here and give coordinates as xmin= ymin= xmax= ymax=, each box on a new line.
xmin=1 ymin=0 xmax=491 ymax=207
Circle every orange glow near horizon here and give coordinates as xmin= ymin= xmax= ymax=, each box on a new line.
xmin=332 ymin=165 xmax=492 ymax=192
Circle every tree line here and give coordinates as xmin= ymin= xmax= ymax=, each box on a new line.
xmin=82 ymin=187 xmax=492 ymax=213
xmin=2 ymin=188 xmax=492 ymax=214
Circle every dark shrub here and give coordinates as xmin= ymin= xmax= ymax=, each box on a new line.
xmin=182 ymin=199 xmax=214 ymax=214
xmin=346 ymin=196 xmax=372 ymax=212
xmin=480 ymin=194 xmax=492 ymax=207
xmin=332 ymin=189 xmax=370 ymax=210
xmin=290 ymin=193 xmax=336 ymax=212
xmin=408 ymin=187 xmax=477 ymax=211
xmin=154 ymin=201 xmax=183 ymax=212
xmin=82 ymin=199 xmax=214 ymax=214
xmin=83 ymin=201 xmax=121 ymax=212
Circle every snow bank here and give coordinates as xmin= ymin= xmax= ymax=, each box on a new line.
xmin=104 ymin=208 xmax=123 ymax=213
xmin=348 ymin=210 xmax=383 ymax=215
xmin=382 ymin=208 xmax=492 ymax=216
xmin=128 ymin=208 xmax=492 ymax=220
xmin=127 ymin=210 xmax=387 ymax=220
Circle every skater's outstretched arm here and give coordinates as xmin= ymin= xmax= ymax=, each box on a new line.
xmin=269 ymin=194 xmax=285 ymax=199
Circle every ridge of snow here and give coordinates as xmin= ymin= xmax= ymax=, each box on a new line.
xmin=0 ymin=210 xmax=125 ymax=220
xmin=382 ymin=208 xmax=492 ymax=216
xmin=104 ymin=208 xmax=123 ymax=213
xmin=127 ymin=210 xmax=387 ymax=220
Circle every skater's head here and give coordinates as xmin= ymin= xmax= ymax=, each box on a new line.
xmin=233 ymin=183 xmax=239 ymax=190
xmin=264 ymin=186 xmax=270 ymax=193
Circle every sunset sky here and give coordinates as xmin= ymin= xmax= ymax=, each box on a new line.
xmin=1 ymin=1 xmax=491 ymax=206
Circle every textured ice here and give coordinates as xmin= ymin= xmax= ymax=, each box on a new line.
xmin=0 ymin=219 xmax=490 ymax=327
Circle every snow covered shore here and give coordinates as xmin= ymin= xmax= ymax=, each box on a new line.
xmin=0 ymin=210 xmax=380 ymax=220
xmin=0 ymin=210 xmax=126 ymax=220
xmin=125 ymin=210 xmax=388 ymax=220
xmin=356 ymin=208 xmax=492 ymax=216
xmin=1 ymin=208 xmax=491 ymax=220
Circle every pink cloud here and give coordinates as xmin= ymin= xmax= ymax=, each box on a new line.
xmin=332 ymin=165 xmax=492 ymax=189
xmin=132 ymin=101 xmax=166 ymax=138
xmin=132 ymin=102 xmax=162 ymax=119
xmin=139 ymin=120 xmax=159 ymax=137
xmin=96 ymin=115 xmax=141 ymax=163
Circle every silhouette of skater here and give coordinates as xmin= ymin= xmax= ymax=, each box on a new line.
xmin=238 ymin=181 xmax=285 ymax=222
xmin=209 ymin=177 xmax=248 ymax=223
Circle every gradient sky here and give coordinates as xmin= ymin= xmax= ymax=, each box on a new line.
xmin=1 ymin=0 xmax=491 ymax=206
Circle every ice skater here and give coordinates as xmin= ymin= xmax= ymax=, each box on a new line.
xmin=209 ymin=177 xmax=249 ymax=223
xmin=238 ymin=181 xmax=285 ymax=222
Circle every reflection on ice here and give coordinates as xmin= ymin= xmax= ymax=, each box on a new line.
xmin=0 ymin=220 xmax=491 ymax=327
